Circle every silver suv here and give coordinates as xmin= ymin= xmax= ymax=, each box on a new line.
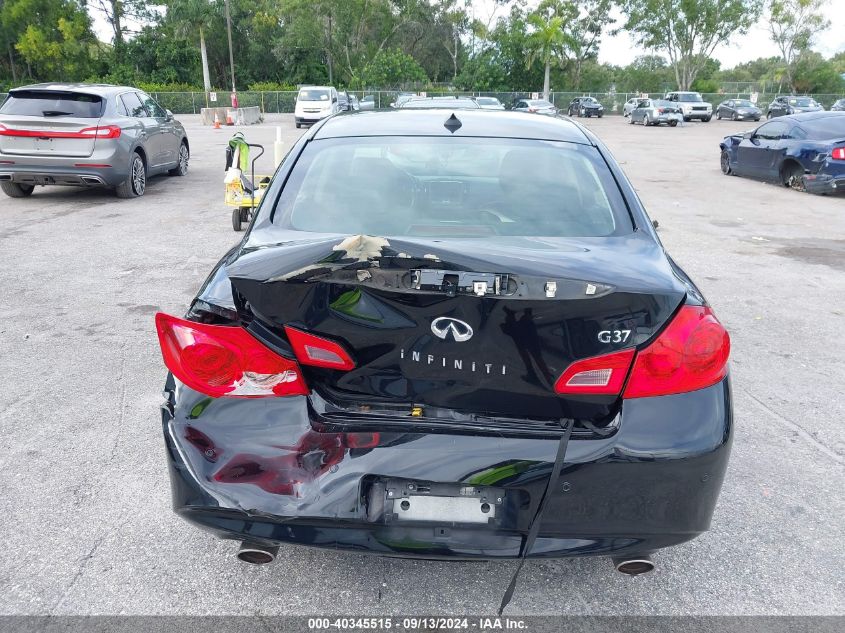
xmin=0 ymin=83 xmax=189 ymax=198
xmin=664 ymin=91 xmax=713 ymax=122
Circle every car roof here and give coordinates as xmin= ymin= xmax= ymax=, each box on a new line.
xmin=9 ymin=83 xmax=138 ymax=96
xmin=312 ymin=110 xmax=592 ymax=144
xmin=769 ymin=111 xmax=845 ymax=124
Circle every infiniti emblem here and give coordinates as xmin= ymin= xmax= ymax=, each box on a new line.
xmin=431 ymin=317 xmax=474 ymax=342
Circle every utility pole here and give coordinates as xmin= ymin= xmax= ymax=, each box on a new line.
xmin=224 ymin=0 xmax=236 ymax=93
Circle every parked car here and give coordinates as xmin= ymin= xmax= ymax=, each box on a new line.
xmin=511 ymin=98 xmax=558 ymax=116
xmin=473 ymin=96 xmax=505 ymax=110
xmin=348 ymin=94 xmax=360 ymax=112
xmin=719 ymin=111 xmax=845 ymax=194
xmin=337 ymin=91 xmax=352 ymax=112
xmin=294 ymin=86 xmax=341 ymax=128
xmin=664 ymin=91 xmax=712 ymax=122
xmin=622 ymin=97 xmax=640 ymax=117
xmin=831 ymin=99 xmax=845 ymax=112
xmin=766 ymin=95 xmax=824 ymax=119
xmin=390 ymin=93 xmax=417 ymax=109
xmin=628 ymin=99 xmax=683 ymax=127
xmin=0 ymin=83 xmax=189 ymax=199
xmin=567 ymin=96 xmax=604 ymax=118
xmin=715 ymin=99 xmax=762 ymax=122
xmin=155 ymin=109 xmax=733 ymax=577
xmin=399 ymin=96 xmax=480 ymax=109
xmin=360 ymin=95 xmax=376 ymax=111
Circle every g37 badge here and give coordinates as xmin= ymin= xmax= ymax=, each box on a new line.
xmin=598 ymin=330 xmax=631 ymax=344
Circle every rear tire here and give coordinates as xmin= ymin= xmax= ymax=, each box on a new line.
xmin=720 ymin=149 xmax=732 ymax=175
xmin=116 ymin=152 xmax=146 ymax=198
xmin=0 ymin=181 xmax=35 ymax=198
xmin=781 ymin=162 xmax=805 ymax=192
xmin=643 ymin=114 xmax=651 ymax=126
xmin=168 ymin=143 xmax=189 ymax=176
xmin=669 ymin=120 xmax=678 ymax=127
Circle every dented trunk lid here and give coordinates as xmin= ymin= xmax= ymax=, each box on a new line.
xmin=227 ymin=233 xmax=686 ymax=420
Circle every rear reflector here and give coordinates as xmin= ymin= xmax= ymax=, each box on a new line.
xmin=831 ymin=147 xmax=845 ymax=160
xmin=284 ymin=326 xmax=356 ymax=370
xmin=74 ymin=163 xmax=111 ymax=168
xmin=155 ymin=313 xmax=308 ymax=398
xmin=554 ymin=349 xmax=635 ymax=395
xmin=624 ymin=305 xmax=730 ymax=398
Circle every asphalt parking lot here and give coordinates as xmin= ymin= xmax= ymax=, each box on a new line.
xmin=0 ymin=112 xmax=842 ymax=617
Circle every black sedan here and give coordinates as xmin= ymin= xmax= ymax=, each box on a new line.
xmin=567 ymin=96 xmax=604 ymax=118
xmin=715 ymin=99 xmax=762 ymax=121
xmin=719 ymin=111 xmax=845 ymax=194
xmin=156 ymin=110 xmax=732 ymax=583
xmin=766 ymin=95 xmax=823 ymax=118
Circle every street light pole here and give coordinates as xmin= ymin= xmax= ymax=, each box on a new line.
xmin=224 ymin=0 xmax=236 ymax=93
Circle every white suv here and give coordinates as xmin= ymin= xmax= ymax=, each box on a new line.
xmin=294 ymin=86 xmax=341 ymax=128
xmin=664 ymin=91 xmax=713 ymax=122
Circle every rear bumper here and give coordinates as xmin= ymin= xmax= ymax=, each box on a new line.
xmin=802 ymin=170 xmax=845 ymax=195
xmin=162 ymin=377 xmax=733 ymax=559
xmin=0 ymin=156 xmax=127 ymax=187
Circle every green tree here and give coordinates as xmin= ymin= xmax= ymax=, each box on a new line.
xmin=560 ymin=0 xmax=615 ymax=91
xmin=766 ymin=0 xmax=830 ymax=93
xmin=620 ymin=0 xmax=762 ymax=90
xmin=359 ymin=48 xmax=427 ymax=89
xmin=614 ymin=54 xmax=674 ymax=93
xmin=525 ymin=2 xmax=567 ymax=99
xmin=166 ymin=0 xmax=218 ymax=92
xmin=790 ymin=51 xmax=844 ymax=94
xmin=1 ymin=0 xmax=96 ymax=80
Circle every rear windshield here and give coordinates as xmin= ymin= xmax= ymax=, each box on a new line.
xmin=475 ymin=98 xmax=500 ymax=105
xmin=529 ymin=100 xmax=554 ymax=107
xmin=270 ymin=137 xmax=632 ymax=238
xmin=298 ymin=90 xmax=330 ymax=101
xmin=0 ymin=91 xmax=104 ymax=117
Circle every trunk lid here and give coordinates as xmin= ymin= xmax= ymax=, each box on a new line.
xmin=0 ymin=90 xmax=105 ymax=158
xmin=227 ymin=233 xmax=687 ymax=421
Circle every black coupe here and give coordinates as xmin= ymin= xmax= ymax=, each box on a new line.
xmin=156 ymin=110 xmax=732 ymax=584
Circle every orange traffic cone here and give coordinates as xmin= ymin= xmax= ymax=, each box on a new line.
xmin=213 ymin=112 xmax=221 ymax=129
xmin=226 ymin=111 xmax=234 ymax=126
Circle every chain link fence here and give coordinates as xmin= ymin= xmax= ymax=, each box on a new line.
xmin=1 ymin=90 xmax=843 ymax=116
xmin=147 ymin=90 xmax=845 ymax=116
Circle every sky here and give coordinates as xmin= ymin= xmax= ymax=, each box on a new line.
xmin=90 ymin=1 xmax=845 ymax=71
xmin=471 ymin=0 xmax=845 ymax=69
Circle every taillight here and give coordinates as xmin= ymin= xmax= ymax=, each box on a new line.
xmin=657 ymin=108 xmax=665 ymax=113
xmin=554 ymin=349 xmax=635 ymax=395
xmin=79 ymin=125 xmax=121 ymax=139
xmin=624 ymin=305 xmax=730 ymax=398
xmin=831 ymin=147 xmax=845 ymax=160
xmin=155 ymin=313 xmax=308 ymax=398
xmin=0 ymin=124 xmax=120 ymax=139
xmin=528 ymin=107 xmax=538 ymax=112
xmin=284 ymin=326 xmax=355 ymax=370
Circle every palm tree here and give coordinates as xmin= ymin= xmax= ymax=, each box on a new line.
xmin=168 ymin=0 xmax=217 ymax=92
xmin=525 ymin=9 xmax=566 ymax=101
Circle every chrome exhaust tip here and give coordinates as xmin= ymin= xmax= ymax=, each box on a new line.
xmin=236 ymin=542 xmax=279 ymax=565
xmin=612 ymin=555 xmax=654 ymax=576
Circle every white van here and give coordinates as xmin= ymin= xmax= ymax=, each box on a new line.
xmin=294 ymin=86 xmax=340 ymax=128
